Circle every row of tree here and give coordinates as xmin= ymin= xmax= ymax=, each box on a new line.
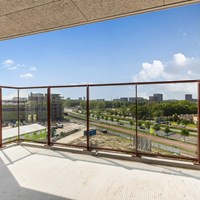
xmin=64 ymin=99 xmax=197 ymax=120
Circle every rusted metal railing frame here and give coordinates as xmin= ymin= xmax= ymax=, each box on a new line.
xmin=17 ymin=89 xmax=20 ymax=144
xmin=135 ymin=84 xmax=138 ymax=156
xmin=13 ymin=79 xmax=198 ymax=90
xmin=198 ymin=81 xmax=200 ymax=164
xmin=0 ymin=80 xmax=199 ymax=163
xmin=86 ymin=85 xmax=90 ymax=151
xmin=50 ymin=142 xmax=87 ymax=149
xmin=86 ymin=80 xmax=200 ymax=161
xmin=46 ymin=85 xmax=89 ymax=150
xmin=47 ymin=87 xmax=51 ymax=146
xmin=0 ymin=87 xmax=2 ymax=148
xmin=88 ymin=83 xmax=139 ymax=155
xmin=0 ymin=86 xmax=18 ymax=89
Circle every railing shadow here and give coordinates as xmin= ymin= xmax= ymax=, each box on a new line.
xmin=17 ymin=144 xmax=200 ymax=181
xmin=0 ymin=149 xmax=73 ymax=200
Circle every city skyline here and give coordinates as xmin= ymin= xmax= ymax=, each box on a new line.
xmin=2 ymin=91 xmax=197 ymax=103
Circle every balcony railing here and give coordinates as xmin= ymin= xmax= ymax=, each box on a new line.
xmin=0 ymin=79 xmax=200 ymax=164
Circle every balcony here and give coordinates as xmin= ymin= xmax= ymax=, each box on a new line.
xmin=1 ymin=1 xmax=200 ymax=199
xmin=0 ymin=80 xmax=200 ymax=199
xmin=0 ymin=80 xmax=200 ymax=162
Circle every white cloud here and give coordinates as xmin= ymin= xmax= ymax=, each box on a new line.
xmin=173 ymin=53 xmax=187 ymax=66
xmin=132 ymin=53 xmax=200 ymax=99
xmin=2 ymin=59 xmax=37 ymax=74
xmin=2 ymin=59 xmax=26 ymax=70
xmin=2 ymin=59 xmax=16 ymax=70
xmin=20 ymin=73 xmax=34 ymax=79
xmin=30 ymin=66 xmax=37 ymax=71
xmin=133 ymin=53 xmax=200 ymax=82
xmin=2 ymin=59 xmax=14 ymax=66
xmin=133 ymin=60 xmax=166 ymax=81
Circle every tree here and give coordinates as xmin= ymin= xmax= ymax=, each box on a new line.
xmin=153 ymin=124 xmax=160 ymax=131
xmin=172 ymin=113 xmax=179 ymax=122
xmin=110 ymin=116 xmax=114 ymax=123
xmin=164 ymin=126 xmax=170 ymax=136
xmin=181 ymin=119 xmax=189 ymax=126
xmin=145 ymin=121 xmax=150 ymax=129
xmin=105 ymin=116 xmax=108 ymax=122
xmin=121 ymin=106 xmax=127 ymax=117
xmin=96 ymin=114 xmax=100 ymax=120
xmin=130 ymin=120 xmax=134 ymax=129
xmin=114 ymin=111 xmax=118 ymax=116
xmin=152 ymin=104 xmax=163 ymax=118
xmin=145 ymin=121 xmax=151 ymax=133
xmin=80 ymin=101 xmax=86 ymax=110
xmin=90 ymin=101 xmax=97 ymax=110
xmin=180 ymin=128 xmax=189 ymax=141
xmin=97 ymin=101 xmax=105 ymax=112
xmin=129 ymin=105 xmax=136 ymax=119
xmin=138 ymin=121 xmax=142 ymax=127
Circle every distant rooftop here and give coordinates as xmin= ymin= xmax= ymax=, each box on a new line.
xmin=2 ymin=124 xmax=46 ymax=140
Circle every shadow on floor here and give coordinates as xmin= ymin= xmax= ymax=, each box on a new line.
xmin=2 ymin=144 xmax=200 ymax=185
xmin=0 ymin=156 xmax=73 ymax=200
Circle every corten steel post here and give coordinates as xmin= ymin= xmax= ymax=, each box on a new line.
xmin=47 ymin=87 xmax=51 ymax=146
xmin=86 ymin=86 xmax=90 ymax=151
xmin=198 ymin=81 xmax=200 ymax=164
xmin=0 ymin=87 xmax=2 ymax=148
xmin=17 ymin=89 xmax=20 ymax=143
xmin=135 ymin=84 xmax=138 ymax=156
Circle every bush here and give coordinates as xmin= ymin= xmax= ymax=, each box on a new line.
xmin=181 ymin=128 xmax=189 ymax=141
xmin=164 ymin=126 xmax=170 ymax=134
xmin=153 ymin=124 xmax=160 ymax=131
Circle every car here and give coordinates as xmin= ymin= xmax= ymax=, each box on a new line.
xmin=139 ymin=126 xmax=145 ymax=130
xmin=56 ymin=123 xmax=63 ymax=128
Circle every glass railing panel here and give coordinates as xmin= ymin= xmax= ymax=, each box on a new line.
xmin=89 ymin=85 xmax=136 ymax=153
xmin=137 ymin=82 xmax=198 ymax=158
xmin=2 ymin=88 xmax=19 ymax=144
xmin=51 ymin=87 xmax=87 ymax=148
xmin=19 ymin=89 xmax=48 ymax=143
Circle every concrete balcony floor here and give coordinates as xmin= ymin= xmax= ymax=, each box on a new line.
xmin=1 ymin=144 xmax=200 ymax=200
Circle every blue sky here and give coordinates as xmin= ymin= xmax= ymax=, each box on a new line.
xmin=1 ymin=3 xmax=200 ymax=100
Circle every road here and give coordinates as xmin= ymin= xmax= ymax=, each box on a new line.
xmin=67 ymin=112 xmax=197 ymax=153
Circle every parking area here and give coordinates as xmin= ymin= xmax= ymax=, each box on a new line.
xmin=55 ymin=122 xmax=86 ymax=143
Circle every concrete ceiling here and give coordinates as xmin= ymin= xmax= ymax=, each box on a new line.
xmin=0 ymin=0 xmax=200 ymax=41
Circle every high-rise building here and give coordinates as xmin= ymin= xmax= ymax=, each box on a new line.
xmin=149 ymin=93 xmax=163 ymax=102
xmin=129 ymin=97 xmax=144 ymax=102
xmin=2 ymin=98 xmax=27 ymax=123
xmin=120 ymin=97 xmax=129 ymax=102
xmin=185 ymin=94 xmax=193 ymax=101
xmin=0 ymin=93 xmax=65 ymax=124
xmin=26 ymin=93 xmax=47 ymax=122
xmin=50 ymin=94 xmax=64 ymax=122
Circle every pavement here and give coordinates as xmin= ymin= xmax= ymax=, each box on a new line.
xmin=1 ymin=144 xmax=200 ymax=200
xmin=57 ymin=128 xmax=85 ymax=143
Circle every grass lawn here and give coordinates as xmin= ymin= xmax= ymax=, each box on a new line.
xmin=23 ymin=132 xmax=46 ymax=141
